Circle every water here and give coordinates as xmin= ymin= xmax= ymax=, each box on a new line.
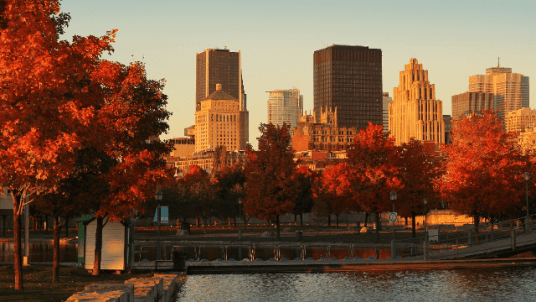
xmin=177 ymin=267 xmax=536 ymax=301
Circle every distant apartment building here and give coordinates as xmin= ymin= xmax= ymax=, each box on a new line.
xmin=518 ymin=129 xmax=536 ymax=154
xmin=194 ymin=84 xmax=249 ymax=153
xmin=173 ymin=150 xmax=247 ymax=175
xmin=267 ymin=89 xmax=303 ymax=130
xmin=168 ymin=137 xmax=195 ymax=158
xmin=292 ymin=107 xmax=358 ymax=152
xmin=443 ymin=115 xmax=453 ymax=145
xmin=505 ymin=107 xmax=536 ymax=133
xmin=313 ymin=45 xmax=383 ymax=131
xmin=468 ymin=65 xmax=529 ymax=119
xmin=451 ymin=92 xmax=495 ymax=121
xmin=389 ymin=58 xmax=445 ymax=146
xmin=195 ymin=47 xmax=246 ymax=111
xmin=382 ymin=92 xmax=393 ymax=133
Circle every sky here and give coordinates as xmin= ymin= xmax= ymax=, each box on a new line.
xmin=60 ymin=0 xmax=536 ymax=147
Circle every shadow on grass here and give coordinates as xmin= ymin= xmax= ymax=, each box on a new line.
xmin=0 ymin=265 xmax=153 ymax=302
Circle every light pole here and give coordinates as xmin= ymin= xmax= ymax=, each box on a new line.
xmin=423 ymin=197 xmax=428 ymax=232
xmin=155 ymin=190 xmax=163 ymax=260
xmin=389 ymin=190 xmax=397 ymax=259
xmin=524 ymin=172 xmax=530 ymax=231
xmin=238 ymin=198 xmax=243 ymax=240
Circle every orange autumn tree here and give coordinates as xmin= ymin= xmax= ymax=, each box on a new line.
xmin=244 ymin=123 xmax=298 ymax=240
xmin=438 ymin=111 xmax=528 ymax=230
xmin=292 ymin=165 xmax=317 ymax=226
xmin=317 ymin=163 xmax=354 ymax=227
xmin=396 ymin=139 xmax=442 ymax=238
xmin=0 ymin=0 xmax=119 ymax=289
xmin=346 ymin=123 xmax=401 ymax=243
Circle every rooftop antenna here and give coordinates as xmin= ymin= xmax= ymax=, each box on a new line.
xmin=224 ymin=44 xmax=227 ymax=49
xmin=498 ymin=57 xmax=500 ymax=67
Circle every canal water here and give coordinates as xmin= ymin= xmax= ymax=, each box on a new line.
xmin=177 ymin=267 xmax=536 ymax=301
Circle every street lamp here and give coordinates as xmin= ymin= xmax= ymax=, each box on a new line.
xmin=423 ymin=197 xmax=428 ymax=231
xmin=389 ymin=190 xmax=397 ymax=259
xmin=155 ymin=190 xmax=163 ymax=260
xmin=524 ymin=172 xmax=530 ymax=231
xmin=238 ymin=198 xmax=243 ymax=240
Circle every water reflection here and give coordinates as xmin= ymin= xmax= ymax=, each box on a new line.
xmin=178 ymin=267 xmax=536 ymax=302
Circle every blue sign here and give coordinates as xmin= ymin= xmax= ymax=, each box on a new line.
xmin=153 ymin=206 xmax=169 ymax=223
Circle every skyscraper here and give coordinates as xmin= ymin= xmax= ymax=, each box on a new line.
xmin=194 ymin=84 xmax=249 ymax=152
xmin=389 ymin=58 xmax=445 ymax=146
xmin=382 ymin=92 xmax=393 ymax=133
xmin=451 ymin=91 xmax=494 ymax=121
xmin=196 ymin=48 xmax=246 ymax=111
xmin=468 ymin=65 xmax=529 ymax=119
xmin=313 ymin=45 xmax=383 ymax=130
xmin=267 ymin=89 xmax=303 ymax=130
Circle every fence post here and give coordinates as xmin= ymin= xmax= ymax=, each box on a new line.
xmin=391 ymin=239 xmax=397 ymax=259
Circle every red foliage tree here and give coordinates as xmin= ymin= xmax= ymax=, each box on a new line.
xmin=292 ymin=165 xmax=317 ymax=226
xmin=438 ymin=111 xmax=528 ymax=231
xmin=244 ymin=123 xmax=298 ymax=240
xmin=396 ymin=139 xmax=442 ymax=237
xmin=317 ymin=163 xmax=354 ymax=227
xmin=346 ymin=123 xmax=401 ymax=243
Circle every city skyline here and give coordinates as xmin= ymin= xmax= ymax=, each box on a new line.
xmin=60 ymin=0 xmax=536 ymax=146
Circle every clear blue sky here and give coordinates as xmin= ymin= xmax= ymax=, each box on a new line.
xmin=61 ymin=0 xmax=536 ymax=146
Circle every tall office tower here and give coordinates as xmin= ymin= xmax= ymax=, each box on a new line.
xmin=389 ymin=58 xmax=445 ymax=146
xmin=468 ymin=65 xmax=529 ymax=119
xmin=313 ymin=45 xmax=383 ymax=130
xmin=195 ymin=84 xmax=249 ymax=153
xmin=382 ymin=92 xmax=393 ymax=133
xmin=451 ymin=92 xmax=495 ymax=121
xmin=196 ymin=48 xmax=246 ymax=111
xmin=267 ymin=89 xmax=303 ymax=130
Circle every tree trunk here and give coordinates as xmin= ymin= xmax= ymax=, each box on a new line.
xmin=411 ymin=212 xmax=416 ymax=238
xmin=33 ymin=216 xmax=38 ymax=231
xmin=65 ymin=217 xmax=69 ymax=237
xmin=364 ymin=213 xmax=369 ymax=227
xmin=52 ymin=216 xmax=60 ymax=283
xmin=45 ymin=214 xmax=49 ymax=232
xmin=328 ymin=215 xmax=331 ymax=227
xmin=300 ymin=212 xmax=303 ymax=227
xmin=405 ymin=217 xmax=408 ymax=226
xmin=275 ymin=215 xmax=281 ymax=241
xmin=374 ymin=212 xmax=381 ymax=243
xmin=336 ymin=215 xmax=339 ymax=227
xmin=12 ymin=191 xmax=23 ymax=290
xmin=473 ymin=212 xmax=480 ymax=236
xmin=92 ymin=216 xmax=104 ymax=276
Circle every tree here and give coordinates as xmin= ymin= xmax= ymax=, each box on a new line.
xmin=0 ymin=1 xmax=117 ymax=289
xmin=214 ymin=163 xmax=247 ymax=226
xmin=438 ymin=111 xmax=528 ymax=231
xmin=320 ymin=163 xmax=354 ymax=227
xmin=244 ymin=123 xmax=298 ymax=240
xmin=346 ymin=123 xmax=401 ymax=243
xmin=396 ymin=139 xmax=442 ymax=238
xmin=292 ymin=166 xmax=316 ymax=226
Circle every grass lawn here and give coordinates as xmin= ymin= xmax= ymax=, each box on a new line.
xmin=0 ymin=265 xmax=153 ymax=302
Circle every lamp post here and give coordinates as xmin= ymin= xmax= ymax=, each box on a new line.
xmin=155 ymin=190 xmax=163 ymax=260
xmin=238 ymin=198 xmax=243 ymax=240
xmin=423 ymin=197 xmax=428 ymax=232
xmin=389 ymin=190 xmax=397 ymax=259
xmin=524 ymin=172 xmax=530 ymax=231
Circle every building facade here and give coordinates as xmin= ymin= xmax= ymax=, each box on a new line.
xmin=389 ymin=58 xmax=445 ymax=146
xmin=194 ymin=84 xmax=249 ymax=153
xmin=505 ymin=107 xmax=536 ymax=133
xmin=267 ymin=89 xmax=303 ymax=130
xmin=382 ymin=92 xmax=393 ymax=133
xmin=195 ymin=48 xmax=246 ymax=111
xmin=451 ymin=92 xmax=495 ymax=121
xmin=468 ymin=65 xmax=529 ymax=119
xmin=313 ymin=45 xmax=383 ymax=130
xmin=292 ymin=108 xmax=358 ymax=152
xmin=173 ymin=150 xmax=247 ymax=175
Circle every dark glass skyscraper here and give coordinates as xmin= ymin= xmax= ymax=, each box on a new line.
xmin=195 ymin=48 xmax=246 ymax=111
xmin=313 ymin=45 xmax=382 ymax=130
